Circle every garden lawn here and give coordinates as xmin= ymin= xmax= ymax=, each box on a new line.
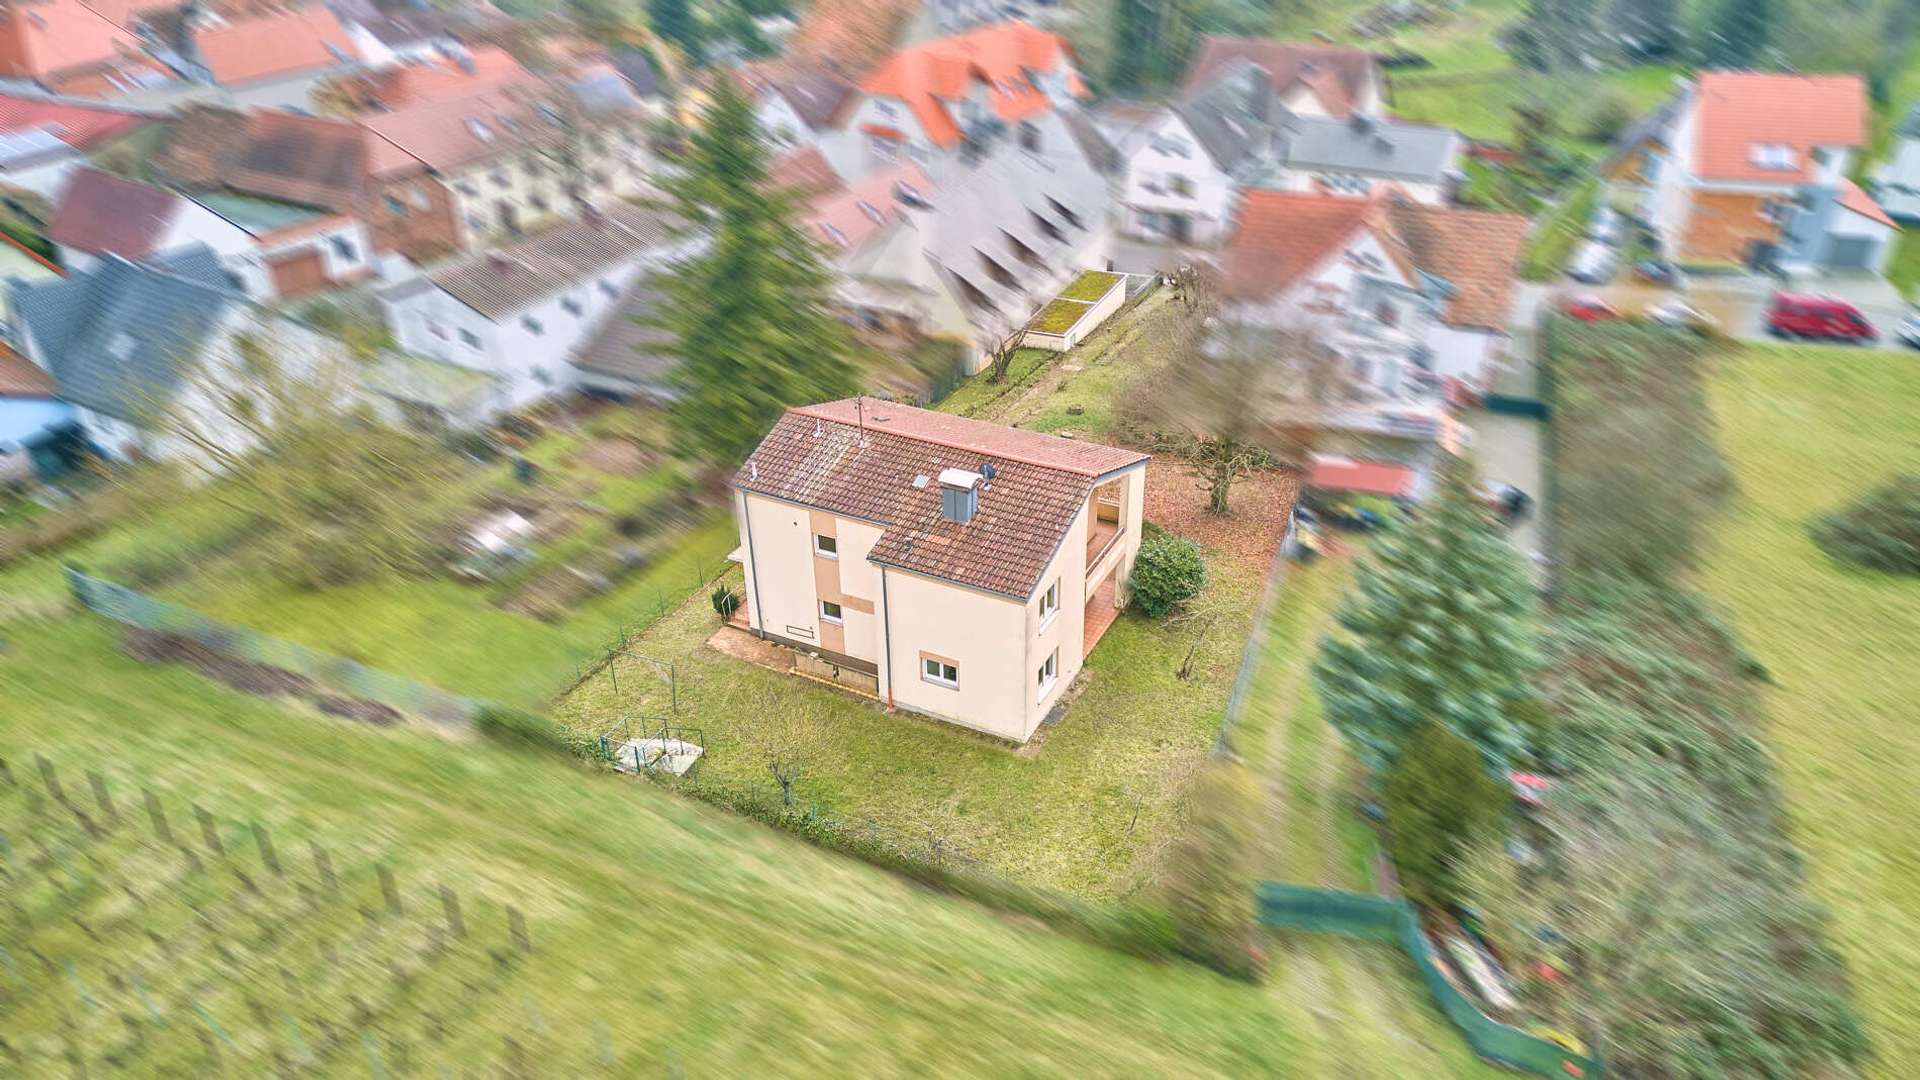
xmin=3 ymin=614 xmax=1340 ymax=1076
xmin=1700 ymin=342 xmax=1920 ymax=1074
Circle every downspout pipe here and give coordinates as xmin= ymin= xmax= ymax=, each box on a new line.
xmin=880 ymin=565 xmax=895 ymax=709
xmin=739 ymin=490 xmax=766 ymax=635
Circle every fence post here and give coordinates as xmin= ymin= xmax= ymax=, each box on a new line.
xmin=252 ymin=823 xmax=280 ymax=876
xmin=377 ymin=864 xmax=402 ymax=916
xmin=193 ymin=805 xmax=222 ymax=856
xmin=439 ymin=884 xmax=464 ymax=939
xmin=87 ymin=771 xmax=117 ymax=825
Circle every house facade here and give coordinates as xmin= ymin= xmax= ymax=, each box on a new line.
xmin=732 ymin=398 xmax=1148 ymax=742
xmin=1609 ymin=71 xmax=1896 ymax=273
xmin=1872 ymin=103 xmax=1920 ymax=222
xmin=379 ymin=203 xmax=681 ymax=414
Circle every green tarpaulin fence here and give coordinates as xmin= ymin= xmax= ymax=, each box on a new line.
xmin=1258 ymin=882 xmax=1601 ymax=1078
xmin=66 ymin=568 xmax=479 ymax=729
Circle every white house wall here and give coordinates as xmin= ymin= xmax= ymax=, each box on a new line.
xmin=877 ymin=563 xmax=1029 ymax=740
xmin=1119 ymin=111 xmax=1236 ymax=243
xmin=1427 ymin=324 xmax=1498 ymax=387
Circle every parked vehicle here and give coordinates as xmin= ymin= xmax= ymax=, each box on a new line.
xmin=1562 ymin=294 xmax=1622 ymax=322
xmin=1587 ymin=205 xmax=1622 ymax=246
xmin=1897 ymin=310 xmax=1920 ymax=349
xmin=1765 ymin=292 xmax=1876 ymax=343
xmin=1567 ymin=240 xmax=1617 ymax=284
xmin=1646 ymin=300 xmax=1718 ymax=335
xmin=1633 ymin=259 xmax=1680 ymax=287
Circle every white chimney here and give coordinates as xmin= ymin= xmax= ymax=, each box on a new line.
xmin=937 ymin=467 xmax=983 ymax=523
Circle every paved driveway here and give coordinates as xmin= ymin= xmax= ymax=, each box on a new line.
xmin=1683 ymin=271 xmax=1911 ymax=345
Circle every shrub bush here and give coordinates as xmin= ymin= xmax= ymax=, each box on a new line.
xmin=475 ymin=705 xmax=577 ymax=758
xmin=1380 ymin=722 xmax=1509 ymax=908
xmin=1161 ymin=762 xmax=1261 ymax=979
xmin=1129 ymin=534 xmax=1207 ymax=618
xmin=1579 ymin=89 xmax=1635 ymax=143
xmin=711 ymin=583 xmax=742 ymax=620
xmin=1811 ymin=474 xmax=1920 ymax=574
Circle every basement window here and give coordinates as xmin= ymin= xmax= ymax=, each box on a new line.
xmin=922 ymin=657 xmax=959 ymax=688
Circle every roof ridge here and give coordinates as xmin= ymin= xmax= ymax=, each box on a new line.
xmin=785 ymin=398 xmax=1142 ymax=477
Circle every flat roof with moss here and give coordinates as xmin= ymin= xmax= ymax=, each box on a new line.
xmin=1031 ymin=297 xmax=1093 ymax=334
xmin=1057 ymin=270 xmax=1124 ymax=302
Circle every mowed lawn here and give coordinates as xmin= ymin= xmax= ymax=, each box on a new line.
xmin=1700 ymin=343 xmax=1920 ymax=1073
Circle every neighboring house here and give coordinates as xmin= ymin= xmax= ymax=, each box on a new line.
xmin=1110 ymin=51 xmax=1456 ymax=245
xmin=838 ymin=20 xmax=1087 ymax=180
xmin=1872 ymin=103 xmax=1920 ymax=222
xmin=1178 ymin=38 xmax=1385 ymax=120
xmin=378 ymin=203 xmax=681 ymax=413
xmin=608 ymin=47 xmax=665 ymax=106
xmin=746 ymin=63 xmax=857 ymax=154
xmin=0 ymin=0 xmax=176 ymax=97
xmin=731 ymin=397 xmax=1149 ymax=743
xmin=46 ymin=166 xmax=372 ymax=299
xmin=804 ymin=118 xmax=1115 ymax=370
xmin=327 ymin=0 xmax=490 ymax=67
xmin=6 ymin=246 xmax=358 ymax=459
xmin=1611 ymin=70 xmax=1896 ymax=273
xmin=0 ymin=340 xmax=78 ymax=483
xmin=568 ymin=279 xmax=676 ymax=400
xmin=184 ymin=5 xmax=365 ymax=109
xmin=0 ymin=93 xmax=150 ymax=197
xmin=354 ymin=45 xmax=533 ymax=110
xmin=1218 ymin=188 xmax=1528 ymax=462
xmin=771 ymin=144 xmax=844 ymax=195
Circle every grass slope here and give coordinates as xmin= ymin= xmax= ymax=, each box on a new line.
xmin=1700 ymin=343 xmax=1920 ymax=1074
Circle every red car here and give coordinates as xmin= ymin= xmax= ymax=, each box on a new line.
xmin=1562 ymin=295 xmax=1622 ymax=322
xmin=1766 ymin=292 xmax=1875 ymax=342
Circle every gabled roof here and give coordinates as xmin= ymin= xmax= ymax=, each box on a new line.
xmin=418 ymin=203 xmax=677 ymax=319
xmin=365 ymin=45 xmax=530 ymax=108
xmin=46 ymin=167 xmax=181 ymax=260
xmin=858 ymin=20 xmax=1081 ymax=148
xmin=1382 ymin=199 xmax=1528 ymax=330
xmin=0 ymin=342 xmax=56 ymax=399
xmin=0 ymin=0 xmax=140 ymax=84
xmin=326 ymin=0 xmax=487 ymax=47
xmin=758 ymin=64 xmax=858 ymax=131
xmin=569 ymin=278 xmax=675 ymax=389
xmin=736 ymin=397 xmax=1146 ymax=598
xmin=358 ymin=88 xmax=548 ymax=175
xmin=806 ymin=161 xmax=931 ymax=251
xmin=0 ymin=93 xmax=145 ymax=148
xmin=193 ymin=5 xmax=360 ymax=87
xmin=10 ymin=247 xmax=237 ymax=421
xmin=1837 ymin=177 xmax=1896 ymax=228
xmin=1280 ymin=115 xmax=1459 ymax=182
xmin=771 ymin=145 xmax=843 ymax=195
xmin=609 ymin=47 xmax=663 ymax=99
xmin=1221 ymin=189 xmax=1392 ymax=300
xmin=1180 ymin=39 xmax=1379 ymax=119
xmin=1691 ymin=70 xmax=1865 ymax=184
xmin=157 ymin=106 xmax=371 ymax=212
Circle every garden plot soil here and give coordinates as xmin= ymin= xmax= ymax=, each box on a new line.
xmin=120 ymin=629 xmax=402 ymax=728
xmin=577 ymin=437 xmax=653 ymax=476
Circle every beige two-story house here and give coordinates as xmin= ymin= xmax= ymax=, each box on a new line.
xmin=732 ymin=398 xmax=1147 ymax=743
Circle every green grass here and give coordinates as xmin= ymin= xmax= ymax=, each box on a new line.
xmin=935 ymin=347 xmax=1052 ymax=415
xmin=1031 ymin=297 xmax=1092 ymax=334
xmin=1887 ymin=227 xmax=1920 ymax=299
xmin=3 ymin=616 xmax=1342 ymax=1076
xmin=1699 ymin=342 xmax=1920 ymax=1074
xmin=1059 ymin=270 xmax=1124 ymax=302
xmin=1520 ymin=178 xmax=1598 ymax=282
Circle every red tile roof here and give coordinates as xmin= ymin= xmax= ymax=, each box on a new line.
xmin=0 ymin=93 xmax=144 ymax=147
xmin=1307 ymin=455 xmax=1415 ymax=497
xmin=1837 ymin=177 xmax=1895 ymax=228
xmin=0 ymin=0 xmax=143 ymax=83
xmin=359 ymin=89 xmax=540 ymax=175
xmin=0 ymin=342 xmax=56 ymax=398
xmin=858 ymin=21 xmax=1080 ymax=148
xmin=46 ymin=167 xmax=179 ymax=259
xmin=193 ymin=6 xmax=359 ymax=87
xmin=1221 ymin=189 xmax=1392 ymax=300
xmin=367 ymin=46 xmax=531 ymax=108
xmin=770 ymin=145 xmax=841 ymax=195
xmin=806 ymin=162 xmax=931 ymax=251
xmin=1383 ymin=199 xmax=1529 ymax=330
xmin=738 ymin=398 xmax=1147 ymax=598
xmin=1181 ymin=38 xmax=1379 ymax=119
xmin=1691 ymin=70 xmax=1865 ymax=184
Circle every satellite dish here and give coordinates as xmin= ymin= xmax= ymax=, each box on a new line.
xmin=980 ymin=462 xmax=997 ymax=482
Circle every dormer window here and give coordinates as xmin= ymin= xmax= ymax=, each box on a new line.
xmin=1748 ymin=143 xmax=1796 ymax=171
xmin=858 ymin=200 xmax=883 ymax=223
xmin=820 ymin=222 xmax=849 ymax=247
xmin=466 ymin=118 xmax=493 ymax=142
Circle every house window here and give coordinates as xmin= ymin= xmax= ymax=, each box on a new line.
xmin=876 ymin=100 xmax=897 ymax=119
xmin=330 ymin=236 xmax=358 ymax=263
xmin=1036 ymin=647 xmax=1058 ymax=699
xmin=492 ymin=168 xmax=510 ymax=187
xmin=1376 ymin=300 xmax=1397 ymax=328
xmin=383 ymin=194 xmax=408 ymax=216
xmin=1018 ymin=121 xmax=1040 ymax=152
xmin=1038 ymin=580 xmax=1059 ymax=625
xmin=427 ymin=320 xmax=447 ymax=339
xmin=1167 ymin=175 xmax=1194 ymax=197
xmin=410 ymin=188 xmax=430 ymax=210
xmin=459 ymin=329 xmax=482 ymax=348
xmin=598 ymin=279 xmax=618 ymax=297
xmin=561 ymin=296 xmax=584 ymax=316
xmin=820 ymin=600 xmax=843 ymax=623
xmin=530 ymin=193 xmax=550 ymax=211
xmin=870 ymin=136 xmax=898 ymax=163
xmin=814 ymin=533 xmax=838 ymax=558
xmin=522 ymin=316 xmax=544 ymax=335
xmin=922 ymin=657 xmax=959 ymax=688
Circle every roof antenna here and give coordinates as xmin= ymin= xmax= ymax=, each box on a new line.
xmin=857 ymin=396 xmax=870 ymax=448
xmin=750 ymin=461 xmax=758 ymax=481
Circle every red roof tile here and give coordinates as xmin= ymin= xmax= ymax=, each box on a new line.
xmin=0 ymin=93 xmax=144 ymax=147
xmin=46 ymin=167 xmax=179 ymax=259
xmin=366 ymin=46 xmax=531 ymax=108
xmin=0 ymin=342 xmax=56 ymax=398
xmin=770 ymin=145 xmax=841 ymax=195
xmin=1691 ymin=70 xmax=1864 ymax=184
xmin=806 ymin=162 xmax=930 ymax=250
xmin=193 ymin=6 xmax=359 ymax=87
xmin=1307 ymin=455 xmax=1415 ymax=497
xmin=1181 ymin=38 xmax=1379 ymax=119
xmin=738 ymin=398 xmax=1147 ymax=598
xmin=859 ymin=21 xmax=1080 ymax=148
xmin=1837 ymin=177 xmax=1895 ymax=228
xmin=0 ymin=0 xmax=136 ymax=82
xmin=1221 ymin=189 xmax=1388 ymax=299
xmin=359 ymin=89 xmax=543 ymax=175
xmin=1383 ymin=199 xmax=1529 ymax=330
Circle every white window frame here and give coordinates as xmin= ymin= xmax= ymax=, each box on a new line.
xmin=814 ymin=533 xmax=838 ymax=558
xmin=1038 ymin=580 xmax=1059 ymax=628
xmin=1036 ymin=647 xmax=1058 ymax=701
xmin=820 ymin=600 xmax=843 ymax=624
xmin=922 ymin=657 xmax=958 ymax=688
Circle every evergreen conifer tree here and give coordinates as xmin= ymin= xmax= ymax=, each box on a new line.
xmin=649 ymin=78 xmax=858 ymax=465
xmin=1311 ymin=454 xmax=1541 ymax=775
